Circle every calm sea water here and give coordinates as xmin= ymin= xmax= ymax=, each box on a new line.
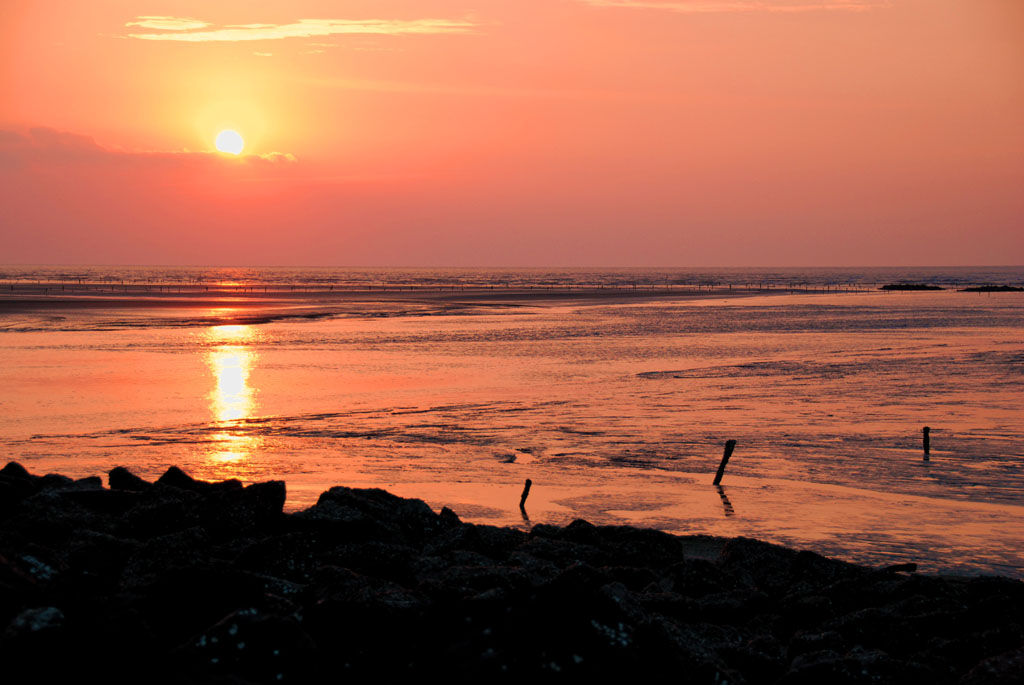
xmin=1 ymin=266 xmax=1022 ymax=576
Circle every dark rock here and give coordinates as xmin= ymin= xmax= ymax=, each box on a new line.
xmin=5 ymin=606 xmax=64 ymax=635
xmin=121 ymin=526 xmax=212 ymax=588
xmin=296 ymin=486 xmax=444 ymax=545
xmin=788 ymin=630 xmax=846 ymax=659
xmin=0 ymin=606 xmax=72 ymax=681
xmin=64 ymin=530 xmax=140 ymax=582
xmin=331 ymin=541 xmax=418 ymax=585
xmin=0 ymin=474 xmax=36 ymax=515
xmin=8 ymin=488 xmax=114 ymax=542
xmin=178 ymin=607 xmax=315 ymax=683
xmin=439 ymin=505 xmax=461 ymax=526
xmin=961 ymin=646 xmax=1024 ymax=685
xmin=108 ymin=466 xmax=151 ymax=491
xmin=71 ymin=476 xmax=104 ymax=490
xmin=36 ymin=474 xmax=74 ymax=490
xmin=197 ymin=480 xmax=286 ymax=538
xmin=559 ymin=518 xmax=602 ymax=545
xmin=0 ymin=463 xmax=32 ymax=480
xmin=720 ymin=538 xmax=863 ymax=596
xmin=418 ymin=563 xmax=532 ymax=598
xmin=119 ymin=485 xmax=202 ymax=539
xmin=670 ymin=558 xmax=737 ymax=596
xmin=604 ymin=565 xmax=660 ymax=591
xmin=63 ymin=488 xmax=140 ymax=515
xmin=922 ymin=623 xmax=1024 ymax=674
xmin=597 ymin=525 xmax=685 ymax=566
xmin=0 ymin=465 xmax=1021 ymax=682
xmin=132 ymin=564 xmax=282 ymax=644
xmin=785 ymin=645 xmax=940 ymax=684
xmin=425 ymin=520 xmax=527 ymax=560
xmin=236 ymin=532 xmax=324 ymax=582
xmin=520 ymin=534 xmax=608 ymax=567
xmin=155 ymin=465 xmax=242 ymax=494
xmin=0 ymin=554 xmax=39 ymax=625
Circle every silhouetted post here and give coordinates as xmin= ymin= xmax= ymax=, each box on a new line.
xmin=712 ymin=440 xmax=737 ymax=485
xmin=519 ymin=479 xmax=532 ymax=511
xmin=922 ymin=426 xmax=930 ymax=461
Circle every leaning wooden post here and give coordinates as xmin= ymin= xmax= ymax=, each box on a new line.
xmin=713 ymin=440 xmax=737 ymax=485
xmin=922 ymin=426 xmax=930 ymax=461
xmin=519 ymin=479 xmax=532 ymax=511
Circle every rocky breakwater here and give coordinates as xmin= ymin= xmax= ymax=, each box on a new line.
xmin=1 ymin=462 xmax=1022 ymax=683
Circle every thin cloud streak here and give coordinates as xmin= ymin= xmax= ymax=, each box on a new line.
xmin=0 ymin=128 xmax=297 ymax=169
xmin=579 ymin=0 xmax=889 ymax=12
xmin=124 ymin=16 xmax=210 ymax=30
xmin=125 ymin=18 xmax=476 ymax=42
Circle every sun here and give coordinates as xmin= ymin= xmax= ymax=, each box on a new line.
xmin=215 ymin=130 xmax=244 ymax=155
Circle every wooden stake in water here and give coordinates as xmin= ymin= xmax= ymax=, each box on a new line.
xmin=923 ymin=426 xmax=930 ymax=461
xmin=519 ymin=479 xmax=532 ymax=512
xmin=713 ymin=440 xmax=737 ymax=485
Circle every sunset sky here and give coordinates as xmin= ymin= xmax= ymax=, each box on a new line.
xmin=1 ymin=0 xmax=1021 ymax=266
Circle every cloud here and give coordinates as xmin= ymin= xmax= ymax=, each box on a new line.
xmin=578 ymin=0 xmax=888 ymax=12
xmin=125 ymin=17 xmax=476 ymax=42
xmin=124 ymin=16 xmax=210 ymax=30
xmin=0 ymin=128 xmax=297 ymax=172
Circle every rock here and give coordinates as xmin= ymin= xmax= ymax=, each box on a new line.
xmin=0 ymin=463 xmax=32 ymax=481
xmin=6 ymin=606 xmax=64 ymax=635
xmin=121 ymin=527 xmax=212 ymax=588
xmin=669 ymin=558 xmax=736 ymax=596
xmin=178 ymin=608 xmax=315 ymax=683
xmin=155 ymin=466 xmax=242 ymax=494
xmin=521 ymin=534 xmax=608 ymax=567
xmin=439 ymin=506 xmax=461 ymax=526
xmin=425 ymin=521 xmax=527 ymax=560
xmin=63 ymin=488 xmax=140 ymax=515
xmin=198 ymin=480 xmax=286 ymax=538
xmin=961 ymin=647 xmax=1024 ymax=685
xmin=64 ymin=530 xmax=140 ymax=582
xmin=236 ymin=532 xmax=325 ymax=582
xmin=133 ymin=564 xmax=284 ymax=645
xmin=0 ymin=474 xmax=36 ymax=516
xmin=0 ymin=606 xmax=72 ymax=680
xmin=417 ymin=563 xmax=532 ymax=598
xmin=0 ymin=465 xmax=1022 ymax=682
xmin=788 ymin=630 xmax=846 ymax=660
xmin=108 ymin=466 xmax=151 ymax=491
xmin=330 ymin=541 xmax=418 ymax=585
xmin=119 ymin=485 xmax=202 ymax=539
xmin=719 ymin=538 xmax=863 ymax=597
xmin=71 ymin=476 xmax=104 ymax=490
xmin=36 ymin=474 xmax=74 ymax=491
xmin=298 ymin=486 xmax=444 ymax=545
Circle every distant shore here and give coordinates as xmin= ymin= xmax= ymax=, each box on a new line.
xmin=1 ymin=462 xmax=1021 ymax=682
xmin=0 ymin=285 xmax=778 ymax=326
xmin=0 ymin=284 xmax=791 ymax=306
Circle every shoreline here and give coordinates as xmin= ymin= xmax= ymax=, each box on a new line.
xmin=0 ymin=285 xmax=782 ymax=309
xmin=1 ymin=462 xmax=1021 ymax=682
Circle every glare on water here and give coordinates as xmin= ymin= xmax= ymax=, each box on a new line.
xmin=204 ymin=323 xmax=261 ymax=468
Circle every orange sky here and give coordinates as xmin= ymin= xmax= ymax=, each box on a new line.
xmin=1 ymin=0 xmax=1022 ymax=266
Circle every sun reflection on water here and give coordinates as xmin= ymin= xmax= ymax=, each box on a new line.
xmin=204 ymin=324 xmax=261 ymax=467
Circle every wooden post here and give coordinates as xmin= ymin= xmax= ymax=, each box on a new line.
xmin=922 ymin=426 xmax=930 ymax=461
xmin=519 ymin=479 xmax=532 ymax=511
xmin=713 ymin=440 xmax=737 ymax=485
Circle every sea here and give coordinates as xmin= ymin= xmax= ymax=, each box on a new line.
xmin=1 ymin=265 xmax=1022 ymax=577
